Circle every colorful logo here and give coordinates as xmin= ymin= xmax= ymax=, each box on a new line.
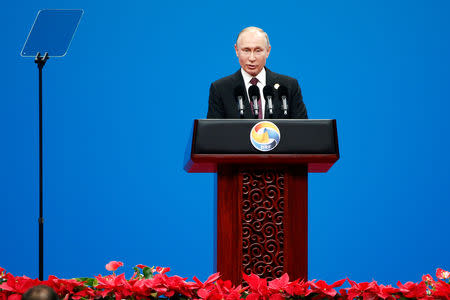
xmin=250 ymin=121 xmax=281 ymax=152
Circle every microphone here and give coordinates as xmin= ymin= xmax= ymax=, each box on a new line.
xmin=234 ymin=85 xmax=245 ymax=117
xmin=263 ymin=85 xmax=274 ymax=118
xmin=248 ymin=85 xmax=260 ymax=119
xmin=278 ymin=85 xmax=289 ymax=116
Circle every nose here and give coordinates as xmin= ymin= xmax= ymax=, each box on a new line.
xmin=249 ymin=52 xmax=256 ymax=61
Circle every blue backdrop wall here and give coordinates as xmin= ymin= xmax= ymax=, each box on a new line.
xmin=2 ymin=0 xmax=450 ymax=285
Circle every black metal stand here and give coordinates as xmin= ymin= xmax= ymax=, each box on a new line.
xmin=35 ymin=52 xmax=48 ymax=281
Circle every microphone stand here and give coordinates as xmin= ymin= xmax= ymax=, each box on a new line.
xmin=281 ymin=96 xmax=288 ymax=118
xmin=252 ymin=97 xmax=259 ymax=119
xmin=35 ymin=52 xmax=49 ymax=281
xmin=237 ymin=96 xmax=244 ymax=118
xmin=267 ymin=97 xmax=273 ymax=119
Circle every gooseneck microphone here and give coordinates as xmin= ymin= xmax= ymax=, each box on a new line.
xmin=234 ymin=85 xmax=245 ymax=117
xmin=263 ymin=85 xmax=274 ymax=118
xmin=278 ymin=85 xmax=289 ymax=117
xmin=248 ymin=85 xmax=260 ymax=119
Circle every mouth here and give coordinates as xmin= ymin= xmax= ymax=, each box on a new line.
xmin=247 ymin=65 xmax=257 ymax=69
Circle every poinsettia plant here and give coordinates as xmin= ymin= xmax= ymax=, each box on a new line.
xmin=1 ymin=262 xmax=449 ymax=300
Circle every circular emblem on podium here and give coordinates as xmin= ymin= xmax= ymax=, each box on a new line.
xmin=250 ymin=121 xmax=281 ymax=152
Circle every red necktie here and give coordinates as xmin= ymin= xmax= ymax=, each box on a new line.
xmin=250 ymin=77 xmax=262 ymax=119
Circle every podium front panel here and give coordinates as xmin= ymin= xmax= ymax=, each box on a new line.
xmin=193 ymin=119 xmax=338 ymax=154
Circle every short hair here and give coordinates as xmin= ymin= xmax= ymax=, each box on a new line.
xmin=236 ymin=26 xmax=270 ymax=49
xmin=22 ymin=285 xmax=59 ymax=300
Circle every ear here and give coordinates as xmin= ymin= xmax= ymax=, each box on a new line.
xmin=266 ymin=45 xmax=271 ymax=58
xmin=234 ymin=44 xmax=239 ymax=57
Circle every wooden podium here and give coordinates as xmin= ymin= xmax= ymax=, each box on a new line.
xmin=184 ymin=119 xmax=339 ymax=285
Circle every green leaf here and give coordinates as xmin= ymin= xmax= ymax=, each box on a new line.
xmin=143 ymin=267 xmax=154 ymax=279
xmin=89 ymin=278 xmax=98 ymax=287
xmin=77 ymin=277 xmax=97 ymax=287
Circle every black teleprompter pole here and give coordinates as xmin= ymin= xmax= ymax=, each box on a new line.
xmin=35 ymin=52 xmax=48 ymax=281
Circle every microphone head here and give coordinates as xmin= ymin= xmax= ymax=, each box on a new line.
xmin=278 ymin=85 xmax=288 ymax=98
xmin=234 ymin=85 xmax=245 ymax=99
xmin=248 ymin=85 xmax=260 ymax=99
xmin=263 ymin=85 xmax=274 ymax=99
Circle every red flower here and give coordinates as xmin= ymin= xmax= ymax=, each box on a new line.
xmin=282 ymin=279 xmax=309 ymax=297
xmin=437 ymin=268 xmax=450 ymax=280
xmin=377 ymin=284 xmax=400 ymax=300
xmin=309 ymin=278 xmax=346 ymax=297
xmin=44 ymin=276 xmax=87 ymax=299
xmin=343 ymin=280 xmax=398 ymax=300
xmin=422 ymin=273 xmax=436 ymax=292
xmin=4 ymin=263 xmax=450 ymax=300
xmin=142 ymin=273 xmax=194 ymax=298
xmin=268 ymin=293 xmax=284 ymax=300
xmin=397 ymin=281 xmax=427 ymax=299
xmin=156 ymin=267 xmax=170 ymax=274
xmin=129 ymin=278 xmax=154 ymax=298
xmin=432 ymin=280 xmax=450 ymax=299
xmin=242 ymin=273 xmax=269 ymax=300
xmin=268 ymin=273 xmax=290 ymax=293
xmin=140 ymin=274 xmax=170 ymax=296
xmin=136 ymin=264 xmax=148 ymax=269
xmin=7 ymin=295 xmax=21 ymax=300
xmin=0 ymin=274 xmax=40 ymax=294
xmin=164 ymin=274 xmax=193 ymax=297
xmin=192 ymin=272 xmax=221 ymax=289
xmin=105 ymin=261 xmax=123 ymax=272
xmin=344 ymin=280 xmax=373 ymax=299
xmin=197 ymin=287 xmax=213 ymax=299
xmin=95 ymin=273 xmax=133 ymax=300
xmin=422 ymin=274 xmax=434 ymax=284
xmin=223 ymin=280 xmax=248 ymax=300
xmin=196 ymin=279 xmax=245 ymax=300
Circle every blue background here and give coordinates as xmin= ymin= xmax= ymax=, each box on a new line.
xmin=2 ymin=0 xmax=450 ymax=285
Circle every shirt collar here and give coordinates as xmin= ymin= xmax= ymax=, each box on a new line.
xmin=241 ymin=67 xmax=266 ymax=85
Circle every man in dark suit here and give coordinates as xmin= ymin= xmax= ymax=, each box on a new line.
xmin=207 ymin=27 xmax=308 ymax=119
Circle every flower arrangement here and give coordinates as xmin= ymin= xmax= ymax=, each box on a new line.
xmin=1 ymin=262 xmax=449 ymax=300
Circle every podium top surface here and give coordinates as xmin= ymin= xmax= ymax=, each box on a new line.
xmin=185 ymin=119 xmax=339 ymax=173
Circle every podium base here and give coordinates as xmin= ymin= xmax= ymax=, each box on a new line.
xmin=216 ymin=164 xmax=308 ymax=284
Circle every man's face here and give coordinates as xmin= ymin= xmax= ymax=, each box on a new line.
xmin=235 ymin=31 xmax=271 ymax=77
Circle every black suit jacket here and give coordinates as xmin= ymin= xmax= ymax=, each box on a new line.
xmin=207 ymin=68 xmax=308 ymax=119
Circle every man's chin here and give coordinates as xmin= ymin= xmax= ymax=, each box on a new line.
xmin=245 ymin=67 xmax=260 ymax=76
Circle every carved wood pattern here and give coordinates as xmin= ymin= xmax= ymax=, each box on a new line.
xmin=241 ymin=169 xmax=285 ymax=280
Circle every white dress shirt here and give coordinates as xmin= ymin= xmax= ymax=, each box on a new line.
xmin=241 ymin=68 xmax=266 ymax=119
